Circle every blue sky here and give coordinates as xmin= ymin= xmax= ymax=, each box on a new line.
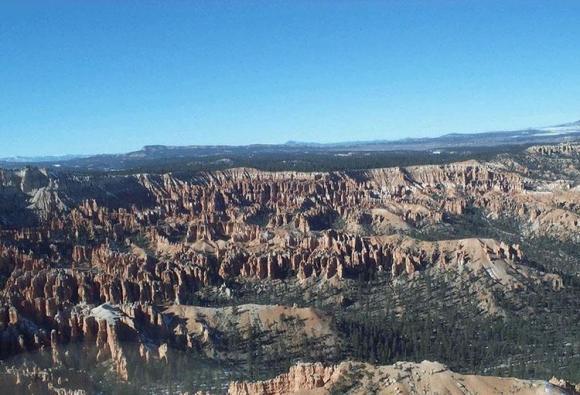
xmin=1 ymin=1 xmax=579 ymax=157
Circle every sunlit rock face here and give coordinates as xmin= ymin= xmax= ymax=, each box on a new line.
xmin=227 ymin=360 xmax=580 ymax=395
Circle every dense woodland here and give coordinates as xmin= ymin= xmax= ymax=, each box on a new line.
xmin=7 ymin=144 xmax=528 ymax=176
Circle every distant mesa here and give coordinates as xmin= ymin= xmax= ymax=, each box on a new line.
xmin=0 ymin=120 xmax=578 ymax=172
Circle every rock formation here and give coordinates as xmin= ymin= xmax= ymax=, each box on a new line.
xmin=0 ymin=144 xmax=577 ymax=390
xmin=228 ymin=360 xmax=580 ymax=395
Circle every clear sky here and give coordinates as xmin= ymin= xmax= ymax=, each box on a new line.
xmin=1 ymin=1 xmax=579 ymax=157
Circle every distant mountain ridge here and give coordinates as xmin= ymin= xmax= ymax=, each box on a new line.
xmin=1 ymin=120 xmax=578 ymax=171
xmin=285 ymin=120 xmax=580 ymax=147
xmin=0 ymin=154 xmax=89 ymax=163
